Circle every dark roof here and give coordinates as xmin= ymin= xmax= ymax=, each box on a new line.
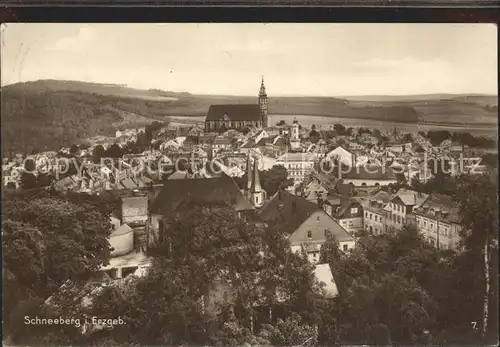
xmin=206 ymin=104 xmax=261 ymax=122
xmin=332 ymin=198 xmax=360 ymax=218
xmin=150 ymin=176 xmax=254 ymax=215
xmin=335 ymin=183 xmax=354 ymax=196
xmin=413 ymin=193 xmax=461 ymax=224
xmin=258 ymin=189 xmax=319 ymax=235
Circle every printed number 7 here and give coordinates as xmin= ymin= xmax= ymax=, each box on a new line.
xmin=471 ymin=321 xmax=477 ymax=330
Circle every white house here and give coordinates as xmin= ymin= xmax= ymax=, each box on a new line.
xmin=326 ymin=146 xmax=355 ymax=168
xmin=276 ymin=152 xmax=316 ymax=185
xmin=259 ymin=190 xmax=356 ymax=264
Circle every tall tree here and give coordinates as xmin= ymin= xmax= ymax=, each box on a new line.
xmin=92 ymin=145 xmax=105 ymax=163
xmin=3 ymin=196 xmax=113 ymax=289
xmin=105 ymin=143 xmax=123 ymax=158
xmin=455 ymin=174 xmax=498 ymax=340
xmin=334 ymin=124 xmax=346 ymax=135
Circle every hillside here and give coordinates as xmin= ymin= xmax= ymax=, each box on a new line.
xmin=342 ymin=94 xmax=498 ymax=105
xmin=1 ymin=80 xmax=497 ymax=154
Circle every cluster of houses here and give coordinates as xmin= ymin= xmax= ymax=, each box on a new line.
xmin=8 ymin=77 xmax=493 ymax=335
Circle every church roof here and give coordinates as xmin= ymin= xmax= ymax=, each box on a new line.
xmin=150 ymin=176 xmax=255 ymax=215
xmin=206 ymin=104 xmax=261 ymax=122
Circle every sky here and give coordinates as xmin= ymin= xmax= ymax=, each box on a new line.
xmin=1 ymin=23 xmax=497 ymax=96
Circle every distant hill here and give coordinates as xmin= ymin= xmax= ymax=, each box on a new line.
xmin=4 ymin=80 xmax=191 ymax=101
xmin=1 ymin=80 xmax=497 ymax=154
xmin=342 ymin=94 xmax=498 ymax=105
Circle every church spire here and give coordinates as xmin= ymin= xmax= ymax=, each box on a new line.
xmin=251 ymin=156 xmax=262 ymax=192
xmin=259 ymin=75 xmax=267 ymax=97
xmin=246 ymin=154 xmax=253 ymax=191
xmin=258 ymin=76 xmax=268 ymax=128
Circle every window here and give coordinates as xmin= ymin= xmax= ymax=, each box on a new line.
xmin=350 ymin=207 xmax=358 ymax=214
xmin=324 ymin=229 xmax=329 ymax=237
xmin=343 ymin=244 xmax=348 ymax=251
xmin=317 ymin=216 xmax=320 ymax=222
xmin=370 ymin=213 xmax=373 ymax=220
xmin=307 ymin=230 xmax=312 ymax=239
xmin=397 ymin=215 xmax=401 ymax=224
xmin=424 ymin=221 xmax=427 ymax=228
xmin=365 ymin=211 xmax=368 ymax=218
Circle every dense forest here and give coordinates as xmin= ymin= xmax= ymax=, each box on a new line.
xmin=2 ymin=173 xmax=498 ymax=346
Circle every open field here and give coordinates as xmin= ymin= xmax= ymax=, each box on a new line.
xmin=1 ymin=80 xmax=497 ymax=153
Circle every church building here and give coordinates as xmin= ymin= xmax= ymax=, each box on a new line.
xmin=204 ymin=77 xmax=268 ymax=133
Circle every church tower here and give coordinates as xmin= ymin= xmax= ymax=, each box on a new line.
xmin=258 ymin=76 xmax=268 ymax=128
xmin=290 ymin=117 xmax=301 ymax=151
xmin=250 ymin=156 xmax=266 ymax=208
xmin=246 ymin=153 xmax=253 ymax=192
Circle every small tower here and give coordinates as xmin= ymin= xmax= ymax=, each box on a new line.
xmin=290 ymin=118 xmax=301 ymax=151
xmin=258 ymin=76 xmax=268 ymax=128
xmin=250 ymin=156 xmax=266 ymax=208
xmin=246 ymin=153 xmax=253 ymax=193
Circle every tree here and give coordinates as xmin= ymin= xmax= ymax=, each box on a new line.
xmin=92 ymin=145 xmax=105 ymax=163
xmin=241 ymin=127 xmax=251 ymax=135
xmin=236 ymin=165 xmax=293 ymax=197
xmin=319 ymin=225 xmax=440 ymax=345
xmin=402 ymin=133 xmax=413 ymax=143
xmin=334 ymin=124 xmax=346 ymax=135
xmin=37 ymin=172 xmax=55 ymax=188
xmin=69 ymin=144 xmax=79 ymax=155
xmin=2 ymin=221 xmax=46 ymax=325
xmin=20 ymin=171 xmax=38 ymax=190
xmin=20 ymin=157 xmax=38 ymax=190
xmin=309 ymin=128 xmax=320 ymax=144
xmin=455 ymin=174 xmax=498 ymax=341
xmin=105 ymin=143 xmax=123 ymax=158
xmin=259 ymin=165 xmax=294 ymax=197
xmin=319 ymin=233 xmax=342 ymax=268
xmin=259 ymin=312 xmax=317 ymax=346
xmin=3 ymin=196 xmax=113 ymax=289
xmin=427 ymin=130 xmax=451 ymax=146
xmin=218 ymin=124 xmax=228 ymax=134
xmin=481 ymin=153 xmax=498 ymax=169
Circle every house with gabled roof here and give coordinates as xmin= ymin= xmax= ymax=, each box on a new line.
xmin=386 ymin=188 xmax=429 ymax=231
xmin=259 ymin=190 xmax=355 ymax=264
xmin=148 ymin=176 xmax=255 ymax=246
xmin=321 ymin=196 xmax=364 ymax=235
xmin=413 ymin=194 xmax=462 ymax=251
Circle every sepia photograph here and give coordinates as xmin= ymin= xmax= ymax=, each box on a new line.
xmin=1 ymin=23 xmax=498 ymax=346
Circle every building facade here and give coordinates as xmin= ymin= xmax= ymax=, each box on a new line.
xmin=413 ymin=194 xmax=462 ymax=251
xmin=276 ymin=152 xmax=315 ymax=185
